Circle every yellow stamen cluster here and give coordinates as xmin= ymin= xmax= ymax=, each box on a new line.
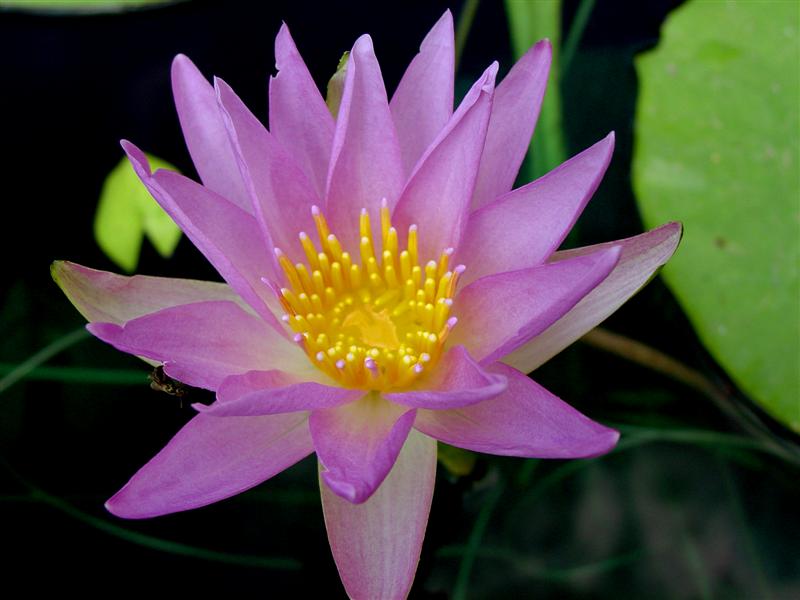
xmin=275 ymin=201 xmax=463 ymax=391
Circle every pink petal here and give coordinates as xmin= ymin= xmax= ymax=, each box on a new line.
xmin=415 ymin=362 xmax=619 ymax=458
xmin=121 ymin=142 xmax=281 ymax=329
xmin=326 ymin=34 xmax=405 ymax=251
xmin=269 ymin=23 xmax=335 ymax=199
xmin=390 ymin=10 xmax=455 ymax=176
xmin=106 ymin=412 xmax=312 ymax=519
xmin=171 ymin=54 xmax=253 ymax=213
xmin=450 ymin=246 xmax=621 ymax=364
xmin=51 ymin=261 xmax=247 ymax=325
xmin=215 ymin=77 xmax=321 ymax=265
xmin=458 ymin=133 xmax=615 ymax=286
xmin=311 ymin=395 xmax=416 ymax=504
xmin=320 ymin=429 xmax=436 ymax=600
xmin=392 ymin=63 xmax=497 ymax=263
xmin=87 ymin=300 xmax=305 ymax=390
xmin=505 ymin=222 xmax=683 ymax=372
xmin=470 ymin=40 xmax=552 ymax=209
xmin=385 ymin=345 xmax=507 ymax=409
xmin=195 ymin=370 xmax=362 ymax=416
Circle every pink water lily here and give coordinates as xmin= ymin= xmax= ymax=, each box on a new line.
xmin=53 ymin=11 xmax=680 ymax=599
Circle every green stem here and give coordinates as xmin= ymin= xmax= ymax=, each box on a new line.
xmin=0 ymin=363 xmax=145 ymax=385
xmin=1 ymin=459 xmax=301 ymax=570
xmin=455 ymin=0 xmax=480 ymax=71
xmin=453 ymin=475 xmax=505 ymax=600
xmin=581 ymin=328 xmax=800 ymax=466
xmin=0 ymin=327 xmax=90 ymax=394
xmin=560 ymin=0 xmax=596 ymax=76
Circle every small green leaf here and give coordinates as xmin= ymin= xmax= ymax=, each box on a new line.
xmin=94 ymin=154 xmax=182 ymax=273
xmin=634 ymin=1 xmax=800 ymax=431
xmin=326 ymin=52 xmax=349 ymax=119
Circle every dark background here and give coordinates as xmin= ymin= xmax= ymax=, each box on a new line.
xmin=1 ymin=0 xmax=797 ymax=597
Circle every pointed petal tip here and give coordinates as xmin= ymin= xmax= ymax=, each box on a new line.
xmin=50 ymin=260 xmax=80 ymax=292
xmin=274 ymin=21 xmax=299 ymax=67
xmin=427 ymin=9 xmax=454 ymax=36
xmin=516 ymin=38 xmax=552 ymax=67
xmin=120 ymin=140 xmax=151 ymax=177
xmin=171 ymin=53 xmax=192 ymax=68
xmin=105 ymin=488 xmax=177 ymax=520
xmin=610 ymin=427 xmax=621 ymax=446
xmin=104 ymin=490 xmax=149 ymax=520
xmin=486 ymin=61 xmax=499 ymax=83
xmin=666 ymin=220 xmax=684 ymax=237
xmin=645 ymin=221 xmax=684 ymax=257
xmin=50 ymin=260 xmax=64 ymax=282
xmin=212 ymin=76 xmax=237 ymax=107
xmin=353 ymin=33 xmax=375 ymax=54
xmin=105 ymin=497 xmax=126 ymax=518
xmin=170 ymin=54 xmax=195 ymax=82
xmin=664 ymin=220 xmax=684 ymax=251
xmin=322 ymin=471 xmax=367 ymax=504
xmin=578 ymin=132 xmax=616 ymax=166
xmin=595 ymin=243 xmax=623 ymax=269
xmin=170 ymin=53 xmax=205 ymax=88
xmin=534 ymin=38 xmax=553 ymax=53
xmin=583 ymin=425 xmax=621 ymax=458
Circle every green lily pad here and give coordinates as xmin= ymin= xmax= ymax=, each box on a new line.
xmin=94 ymin=154 xmax=182 ymax=273
xmin=634 ymin=1 xmax=799 ymax=431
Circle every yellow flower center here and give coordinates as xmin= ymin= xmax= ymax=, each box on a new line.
xmin=275 ymin=202 xmax=462 ymax=392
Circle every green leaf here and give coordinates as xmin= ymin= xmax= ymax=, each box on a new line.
xmin=325 ymin=52 xmax=349 ymax=120
xmin=634 ymin=1 xmax=800 ymax=431
xmin=94 ymin=154 xmax=182 ymax=273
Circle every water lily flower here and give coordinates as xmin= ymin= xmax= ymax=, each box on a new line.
xmin=53 ymin=11 xmax=680 ymax=599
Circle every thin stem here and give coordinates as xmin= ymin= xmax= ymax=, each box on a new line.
xmin=455 ymin=0 xmax=480 ymax=71
xmin=0 ymin=363 xmax=145 ymax=385
xmin=560 ymin=0 xmax=596 ymax=76
xmin=0 ymin=327 xmax=90 ymax=394
xmin=581 ymin=327 xmax=800 ymax=465
xmin=453 ymin=474 xmax=505 ymax=600
xmin=615 ymin=424 xmax=796 ymax=464
xmin=1 ymin=459 xmax=301 ymax=570
xmin=582 ymin=328 xmax=720 ymax=402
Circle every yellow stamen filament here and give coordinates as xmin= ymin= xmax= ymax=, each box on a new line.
xmin=299 ymin=232 xmax=319 ymax=270
xmin=273 ymin=206 xmax=464 ymax=391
